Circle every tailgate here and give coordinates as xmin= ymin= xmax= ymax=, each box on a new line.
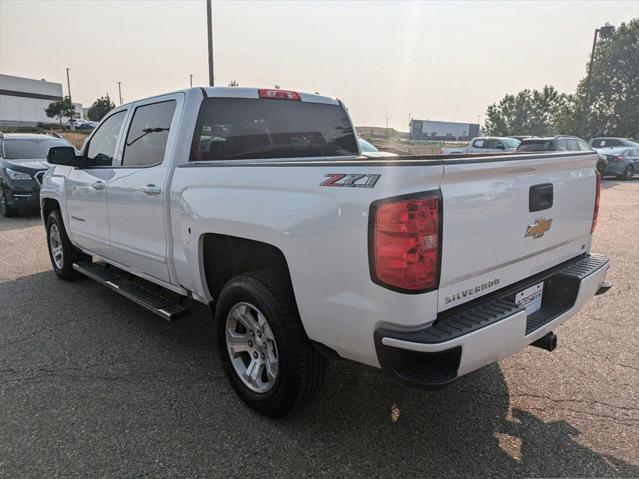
xmin=438 ymin=152 xmax=598 ymax=312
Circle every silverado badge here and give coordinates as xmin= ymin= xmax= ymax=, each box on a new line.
xmin=525 ymin=217 xmax=552 ymax=239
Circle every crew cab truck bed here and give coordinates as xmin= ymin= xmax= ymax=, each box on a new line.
xmin=41 ymin=87 xmax=610 ymax=417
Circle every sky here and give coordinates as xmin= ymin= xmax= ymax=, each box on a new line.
xmin=1 ymin=0 xmax=638 ymax=130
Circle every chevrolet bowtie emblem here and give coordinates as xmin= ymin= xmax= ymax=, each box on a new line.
xmin=525 ymin=217 xmax=552 ymax=239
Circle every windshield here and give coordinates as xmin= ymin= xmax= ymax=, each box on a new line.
xmin=191 ymin=98 xmax=358 ymax=161
xmin=2 ymin=138 xmax=69 ymax=160
xmin=503 ymin=138 xmax=521 ymax=148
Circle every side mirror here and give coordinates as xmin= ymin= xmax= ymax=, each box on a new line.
xmin=47 ymin=146 xmax=79 ymax=166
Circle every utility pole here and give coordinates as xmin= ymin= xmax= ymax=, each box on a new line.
xmin=65 ymin=68 xmax=72 ymax=103
xmin=117 ymin=82 xmax=123 ymax=105
xmin=581 ymin=23 xmax=615 ymax=137
xmin=206 ymin=0 xmax=214 ymax=86
xmin=190 ymin=74 xmax=193 ymax=87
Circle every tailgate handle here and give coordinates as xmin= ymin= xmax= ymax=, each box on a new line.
xmin=529 ymin=183 xmax=553 ymax=212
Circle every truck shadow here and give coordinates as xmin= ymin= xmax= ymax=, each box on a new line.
xmin=294 ymin=360 xmax=639 ymax=477
xmin=1 ymin=271 xmax=637 ymax=477
xmin=0 ymin=211 xmax=41 ymax=232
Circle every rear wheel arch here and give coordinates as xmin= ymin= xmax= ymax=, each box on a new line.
xmin=201 ymin=233 xmax=295 ymax=304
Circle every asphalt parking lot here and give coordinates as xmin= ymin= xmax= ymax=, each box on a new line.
xmin=1 ymin=180 xmax=637 ymax=478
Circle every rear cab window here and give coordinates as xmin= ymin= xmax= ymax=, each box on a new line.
xmin=190 ymin=98 xmax=358 ymax=161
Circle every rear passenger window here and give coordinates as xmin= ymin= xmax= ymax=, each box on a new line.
xmin=472 ymin=139 xmax=485 ymax=148
xmin=555 ymin=139 xmax=568 ymax=151
xmin=577 ymin=139 xmax=592 ymax=151
xmin=565 ymin=139 xmax=579 ymax=151
xmin=485 ymin=139 xmax=504 ymax=149
xmin=122 ymin=100 xmax=176 ymax=167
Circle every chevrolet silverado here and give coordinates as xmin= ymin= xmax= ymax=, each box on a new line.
xmin=41 ymin=87 xmax=611 ymax=417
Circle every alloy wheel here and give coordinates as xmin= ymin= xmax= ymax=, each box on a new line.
xmin=49 ymin=224 xmax=64 ymax=269
xmin=225 ymin=302 xmax=279 ymax=393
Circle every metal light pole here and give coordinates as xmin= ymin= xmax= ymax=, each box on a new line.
xmin=117 ymin=82 xmax=123 ymax=105
xmin=581 ymin=23 xmax=615 ymax=137
xmin=65 ymin=68 xmax=72 ymax=103
xmin=190 ymin=74 xmax=193 ymax=87
xmin=206 ymin=0 xmax=214 ymax=86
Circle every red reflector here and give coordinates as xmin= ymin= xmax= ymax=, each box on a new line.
xmin=591 ymin=172 xmax=601 ymax=234
xmin=370 ymin=192 xmax=441 ymax=292
xmin=258 ymin=89 xmax=301 ymax=101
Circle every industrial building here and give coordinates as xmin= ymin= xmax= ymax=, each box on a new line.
xmin=0 ymin=74 xmax=82 ymax=127
xmin=410 ymin=119 xmax=480 ymax=141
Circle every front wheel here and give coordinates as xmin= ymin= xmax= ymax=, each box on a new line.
xmin=46 ymin=210 xmax=89 ymax=280
xmin=596 ymin=161 xmax=606 ymax=175
xmin=215 ymin=272 xmax=325 ymax=417
xmin=0 ymin=190 xmax=18 ymax=217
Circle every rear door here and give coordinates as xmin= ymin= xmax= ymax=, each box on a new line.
xmin=65 ymin=110 xmax=127 ymax=256
xmin=105 ymin=94 xmax=182 ymax=282
xmin=438 ymin=152 xmax=597 ymax=312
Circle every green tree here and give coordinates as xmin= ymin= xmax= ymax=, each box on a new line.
xmin=45 ymin=96 xmax=75 ymax=125
xmin=484 ymin=18 xmax=639 ymax=139
xmin=87 ymin=96 xmax=115 ymax=121
xmin=484 ymin=86 xmax=565 ymax=136
xmin=580 ymin=18 xmax=639 ymax=139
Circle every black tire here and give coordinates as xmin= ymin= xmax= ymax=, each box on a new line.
xmin=596 ymin=160 xmax=606 ymax=175
xmin=0 ymin=190 xmax=19 ymax=217
xmin=622 ymin=165 xmax=633 ymax=180
xmin=215 ymin=271 xmax=325 ymax=417
xmin=46 ymin=209 xmax=90 ymax=280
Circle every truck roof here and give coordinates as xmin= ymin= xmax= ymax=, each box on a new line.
xmin=119 ymin=86 xmax=340 ymax=108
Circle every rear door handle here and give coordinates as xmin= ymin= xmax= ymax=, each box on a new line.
xmin=141 ymin=184 xmax=161 ymax=195
xmin=91 ymin=181 xmax=105 ymax=191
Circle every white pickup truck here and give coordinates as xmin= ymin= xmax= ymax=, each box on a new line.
xmin=442 ymin=136 xmax=521 ymax=155
xmin=42 ymin=87 xmax=610 ymax=417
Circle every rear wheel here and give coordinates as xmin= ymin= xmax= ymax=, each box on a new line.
xmin=215 ymin=271 xmax=325 ymax=417
xmin=622 ymin=165 xmax=633 ymax=180
xmin=46 ymin=210 xmax=90 ymax=280
xmin=0 ymin=190 xmax=18 ymax=217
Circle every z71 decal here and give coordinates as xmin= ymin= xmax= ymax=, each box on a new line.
xmin=320 ymin=173 xmax=381 ymax=188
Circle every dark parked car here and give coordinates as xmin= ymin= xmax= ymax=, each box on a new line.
xmin=589 ymin=137 xmax=639 ymax=149
xmin=601 ymin=147 xmax=639 ymax=180
xmin=516 ymin=135 xmax=606 ymax=173
xmin=0 ymin=133 xmax=73 ymax=217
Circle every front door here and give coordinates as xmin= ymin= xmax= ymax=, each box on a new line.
xmin=106 ymin=96 xmax=180 ymax=283
xmin=65 ymin=110 xmax=127 ymax=257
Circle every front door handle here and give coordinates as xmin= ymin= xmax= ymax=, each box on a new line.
xmin=91 ymin=181 xmax=105 ymax=191
xmin=141 ymin=184 xmax=161 ymax=195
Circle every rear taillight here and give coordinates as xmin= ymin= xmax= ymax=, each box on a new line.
xmin=258 ymin=89 xmax=301 ymax=101
xmin=591 ymin=172 xmax=601 ymax=234
xmin=607 ymin=155 xmax=624 ymax=162
xmin=369 ymin=192 xmax=441 ymax=293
